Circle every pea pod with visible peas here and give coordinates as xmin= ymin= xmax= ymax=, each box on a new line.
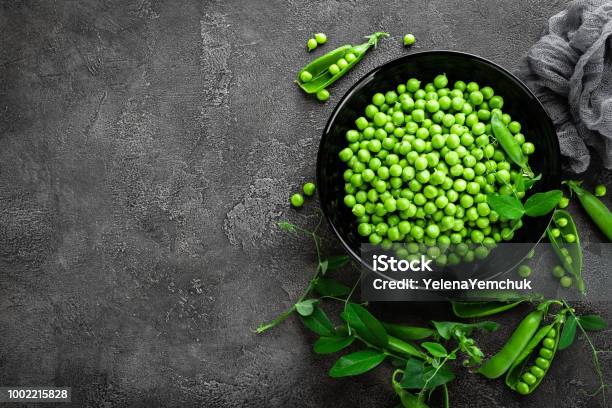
xmin=479 ymin=301 xmax=553 ymax=379
xmin=505 ymin=312 xmax=565 ymax=394
xmin=546 ymin=209 xmax=584 ymax=293
xmin=491 ymin=113 xmax=532 ymax=177
xmin=296 ymin=32 xmax=389 ymax=94
xmin=566 ymin=180 xmax=612 ymax=241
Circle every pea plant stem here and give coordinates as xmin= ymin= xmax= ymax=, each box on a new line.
xmin=562 ymin=300 xmax=608 ymax=406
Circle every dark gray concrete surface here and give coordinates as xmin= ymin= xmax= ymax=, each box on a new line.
xmin=1 ymin=0 xmax=611 ymax=407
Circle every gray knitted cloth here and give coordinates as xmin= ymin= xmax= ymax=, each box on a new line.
xmin=518 ymin=0 xmax=612 ymax=173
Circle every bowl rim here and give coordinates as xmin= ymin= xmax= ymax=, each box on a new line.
xmin=316 ymin=49 xmax=561 ymax=272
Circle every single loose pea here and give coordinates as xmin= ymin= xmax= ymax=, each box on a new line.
xmin=358 ymin=223 xmax=372 ymax=236
xmin=552 ymin=265 xmax=565 ymax=278
xmin=560 ymin=275 xmax=573 ymax=288
xmin=522 ymin=142 xmax=535 ymax=155
xmin=291 ymin=193 xmax=304 ymax=208
xmin=300 ymin=70 xmax=313 ymax=83
xmin=314 ymin=32 xmax=327 ymax=44
xmin=595 ymin=184 xmax=607 ymax=197
xmin=403 ymin=33 xmax=416 ymax=46
xmin=303 ymin=182 xmax=316 ymax=196
xmin=433 ymin=74 xmax=448 ymax=89
xmin=518 ymin=265 xmax=532 ymax=278
xmin=542 ymin=338 xmax=555 ymax=349
xmin=307 ymin=38 xmax=318 ymax=51
xmin=316 ymin=89 xmax=330 ymax=102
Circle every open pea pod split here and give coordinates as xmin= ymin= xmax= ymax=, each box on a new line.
xmin=546 ymin=209 xmax=585 ymax=294
xmin=505 ymin=313 xmax=565 ymax=394
xmin=296 ymin=32 xmax=389 ymax=94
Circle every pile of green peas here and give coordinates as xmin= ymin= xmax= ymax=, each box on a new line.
xmin=338 ymin=74 xmax=535 ymax=265
xmin=515 ymin=327 xmax=557 ymax=394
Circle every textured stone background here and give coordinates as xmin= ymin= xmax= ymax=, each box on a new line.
xmin=1 ymin=0 xmax=611 ymax=407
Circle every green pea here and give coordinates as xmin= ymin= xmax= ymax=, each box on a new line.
xmin=555 ymin=217 xmax=568 ymax=227
xmin=518 ymin=265 xmax=531 ymax=278
xmin=403 ymin=33 xmax=416 ymax=46
xmin=542 ymin=338 xmax=555 ymax=349
xmin=522 ymin=142 xmax=535 ymax=155
xmin=433 ymin=74 xmax=448 ymax=89
xmin=547 ymin=328 xmax=556 ymax=338
xmin=337 ymin=58 xmax=349 ymax=70
xmin=314 ymin=88 xmax=331 ymax=103
xmin=291 ymin=193 xmax=304 ymax=208
xmin=535 ymin=357 xmax=550 ymax=370
xmin=303 ymin=182 xmax=316 ymax=196
xmin=530 ymin=366 xmax=545 ymax=378
xmin=595 ymin=184 xmax=606 ymax=197
xmin=550 ymin=228 xmax=561 ymax=238
xmin=558 ymin=196 xmax=569 ymax=208
xmin=307 ymin=38 xmax=318 ymax=51
xmin=539 ymin=348 xmax=553 ymax=360
xmin=560 ymin=275 xmax=573 ymax=288
xmin=328 ymin=64 xmax=340 ymax=75
xmin=552 ymin=265 xmax=565 ymax=278
xmin=564 ymin=233 xmax=576 ymax=243
xmin=516 ymin=382 xmax=530 ymax=395
xmin=346 ymin=53 xmax=357 ymax=63
xmin=489 ymin=95 xmax=504 ymax=109
xmin=522 ymin=372 xmax=537 ymax=386
xmin=314 ymin=32 xmax=327 ymax=44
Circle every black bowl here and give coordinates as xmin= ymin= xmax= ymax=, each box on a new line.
xmin=317 ymin=50 xmax=561 ymax=275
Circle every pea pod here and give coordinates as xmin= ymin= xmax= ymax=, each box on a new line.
xmin=491 ymin=113 xmax=531 ymax=175
xmin=546 ymin=209 xmax=585 ymax=293
xmin=387 ymin=335 xmax=427 ymax=359
xmin=451 ymin=300 xmax=524 ymax=318
xmin=296 ymin=32 xmax=389 ymax=94
xmin=505 ymin=313 xmax=565 ymax=394
xmin=382 ymin=322 xmax=435 ymax=341
xmin=566 ymin=180 xmax=612 ymax=241
xmin=478 ymin=302 xmax=552 ymax=379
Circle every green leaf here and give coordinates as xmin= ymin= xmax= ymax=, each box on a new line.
xmin=432 ymin=321 xmax=499 ymax=340
xmin=326 ymin=254 xmax=350 ymax=270
xmin=524 ymin=190 xmax=563 ymax=217
xmin=314 ymin=278 xmax=351 ymax=297
xmin=341 ymin=303 xmax=389 ymax=348
xmin=295 ymin=299 xmax=317 ymax=316
xmin=392 ymin=369 xmax=430 ymax=408
xmin=314 ymin=335 xmax=355 ymax=354
xmin=524 ymin=173 xmax=542 ymax=190
xmin=515 ymin=174 xmax=525 ymax=193
xmin=399 ymin=358 xmax=427 ymax=389
xmin=421 ymin=342 xmax=448 ymax=358
xmin=383 ymin=323 xmax=435 ymax=341
xmin=578 ymin=315 xmax=608 ymax=331
xmin=558 ymin=315 xmax=577 ymax=350
xmin=486 ymin=194 xmax=524 ymax=220
xmin=301 ymin=305 xmax=335 ymax=336
xmin=277 ymin=220 xmax=297 ymax=232
xmin=328 ymin=349 xmax=386 ymax=377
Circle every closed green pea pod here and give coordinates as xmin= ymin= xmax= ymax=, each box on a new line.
xmin=491 ymin=113 xmax=531 ymax=175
